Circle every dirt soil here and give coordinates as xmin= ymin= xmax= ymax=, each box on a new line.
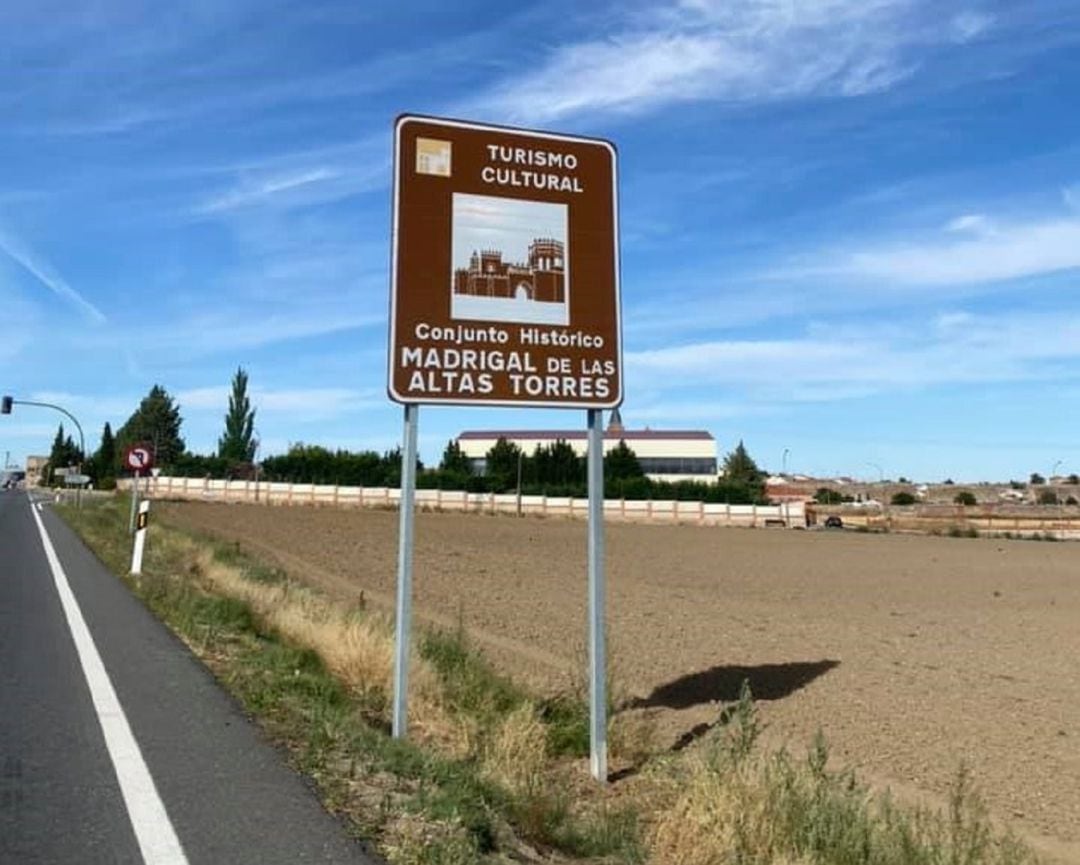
xmin=162 ymin=502 xmax=1080 ymax=861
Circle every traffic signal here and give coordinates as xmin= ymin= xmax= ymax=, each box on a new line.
xmin=1 ymin=396 xmax=12 ymax=414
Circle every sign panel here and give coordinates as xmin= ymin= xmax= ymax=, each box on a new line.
xmin=124 ymin=444 xmax=154 ymax=472
xmin=388 ymin=115 xmax=621 ymax=408
xmin=64 ymin=473 xmax=91 ymax=486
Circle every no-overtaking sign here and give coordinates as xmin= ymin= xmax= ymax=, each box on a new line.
xmin=388 ymin=115 xmax=622 ymax=409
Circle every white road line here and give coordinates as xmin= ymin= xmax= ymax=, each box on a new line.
xmin=30 ymin=504 xmax=190 ymax=865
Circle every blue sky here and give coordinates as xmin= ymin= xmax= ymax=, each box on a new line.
xmin=3 ymin=0 xmax=1080 ymax=483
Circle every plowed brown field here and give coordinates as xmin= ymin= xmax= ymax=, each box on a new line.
xmin=161 ymin=501 xmax=1080 ymax=861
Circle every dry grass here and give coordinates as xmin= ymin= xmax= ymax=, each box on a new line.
xmin=479 ymin=703 xmax=548 ymax=796
xmin=381 ymin=812 xmax=480 ymax=865
xmin=647 ymin=699 xmax=1036 ymax=865
xmin=650 ymin=748 xmax=799 ymax=864
xmin=179 ymin=540 xmax=465 ymax=751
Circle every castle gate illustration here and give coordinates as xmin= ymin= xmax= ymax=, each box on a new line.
xmin=451 ymin=193 xmax=569 ymax=325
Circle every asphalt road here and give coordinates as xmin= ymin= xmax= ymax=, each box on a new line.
xmin=0 ymin=490 xmax=380 ymax=865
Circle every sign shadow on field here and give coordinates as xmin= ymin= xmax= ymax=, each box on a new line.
xmin=609 ymin=660 xmax=841 ymax=780
xmin=627 ymin=659 xmax=841 ymax=712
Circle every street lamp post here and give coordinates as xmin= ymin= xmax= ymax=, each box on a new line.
xmin=866 ymin=462 xmax=885 ymax=527
xmin=253 ymin=428 xmax=263 ymax=503
xmin=2 ymin=396 xmax=86 ymax=504
xmin=781 ymin=448 xmax=790 ymax=526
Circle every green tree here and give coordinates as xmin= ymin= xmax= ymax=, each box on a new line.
xmin=45 ymin=423 xmax=82 ymax=484
xmin=116 ymin=385 xmax=186 ymax=470
xmin=722 ymin=440 xmax=763 ymax=486
xmin=439 ymin=439 xmax=472 ymax=475
xmin=1067 ymin=474 xmax=1079 ymax=485
xmin=93 ymin=422 xmax=117 ymax=488
xmin=953 ymin=491 xmax=977 ymax=506
xmin=1030 ymin=472 xmax=1045 ymax=485
xmin=604 ymin=439 xmax=643 ymax=481
xmin=814 ymin=487 xmax=844 ymax=505
xmin=546 ymin=439 xmax=583 ymax=486
xmin=484 ymin=437 xmax=522 ymax=491
xmin=891 ymin=491 xmax=917 ymax=506
xmin=217 ymin=367 xmax=257 ymax=462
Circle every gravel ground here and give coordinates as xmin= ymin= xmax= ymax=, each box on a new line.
xmin=162 ymin=501 xmax=1080 ymax=861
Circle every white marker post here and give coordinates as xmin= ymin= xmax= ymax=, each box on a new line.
xmin=131 ymin=500 xmax=150 ymax=575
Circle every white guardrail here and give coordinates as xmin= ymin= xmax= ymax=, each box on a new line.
xmin=119 ymin=476 xmax=805 ymax=528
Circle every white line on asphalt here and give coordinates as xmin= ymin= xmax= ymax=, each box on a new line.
xmin=30 ymin=503 xmax=190 ymax=865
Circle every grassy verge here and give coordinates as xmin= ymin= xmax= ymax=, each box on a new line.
xmin=59 ymin=496 xmax=641 ymax=864
xmin=58 ymin=496 xmax=1038 ymax=865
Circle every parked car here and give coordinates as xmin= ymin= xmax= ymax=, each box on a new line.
xmin=823 ymin=515 xmax=843 ymax=529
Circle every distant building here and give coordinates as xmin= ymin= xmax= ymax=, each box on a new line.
xmin=455 ymin=410 xmax=718 ymax=483
xmin=25 ymin=455 xmax=48 ymax=487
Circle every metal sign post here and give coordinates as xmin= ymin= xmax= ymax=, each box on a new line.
xmin=392 ymin=403 xmax=419 ymax=739
xmin=131 ymin=500 xmax=150 ymax=575
xmin=129 ymin=469 xmax=140 ymax=535
xmin=586 ymin=408 xmax=607 ymax=781
xmin=124 ymin=445 xmax=154 ymax=534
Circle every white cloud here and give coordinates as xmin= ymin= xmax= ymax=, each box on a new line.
xmin=28 ymin=391 xmax=140 ymax=419
xmin=176 ymin=386 xmax=380 ymax=416
xmin=469 ymin=0 xmax=984 ymax=123
xmin=943 ymin=213 xmax=992 ymax=235
xmin=1064 ymin=184 xmax=1080 ymax=212
xmin=198 ymin=167 xmax=342 ymax=213
xmin=93 ymin=308 xmax=383 ymax=359
xmin=841 ymin=218 xmax=1080 ymax=286
xmin=193 ymin=136 xmax=389 ymax=215
xmin=0 ymin=227 xmax=107 ymax=323
xmin=626 ymin=308 xmax=1080 ymax=403
xmin=949 ymin=11 xmax=994 ymax=43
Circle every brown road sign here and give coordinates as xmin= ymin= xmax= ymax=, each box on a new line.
xmin=388 ymin=115 xmax=621 ymax=408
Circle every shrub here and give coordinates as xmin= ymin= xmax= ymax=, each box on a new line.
xmin=814 ymin=487 xmax=844 ymax=505
xmin=890 ymin=491 xmax=917 ymax=506
xmin=1037 ymin=489 xmax=1059 ymax=505
xmin=953 ymin=491 xmax=977 ymax=506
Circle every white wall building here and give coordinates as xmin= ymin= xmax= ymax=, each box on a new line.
xmin=456 ymin=411 xmax=718 ymax=483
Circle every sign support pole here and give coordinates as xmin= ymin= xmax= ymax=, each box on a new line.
xmin=129 ymin=469 xmax=140 ymax=535
xmin=392 ymin=403 xmax=420 ymax=739
xmin=586 ymin=408 xmax=607 ymax=782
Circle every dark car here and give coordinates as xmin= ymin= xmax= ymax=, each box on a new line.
xmin=823 ymin=515 xmax=843 ymax=529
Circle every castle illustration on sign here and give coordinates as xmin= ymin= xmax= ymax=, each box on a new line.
xmin=450 ymin=193 xmax=569 ymax=325
xmin=454 ymin=238 xmax=565 ymax=301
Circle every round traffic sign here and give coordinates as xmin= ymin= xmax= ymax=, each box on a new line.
xmin=124 ymin=445 xmax=154 ymax=472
